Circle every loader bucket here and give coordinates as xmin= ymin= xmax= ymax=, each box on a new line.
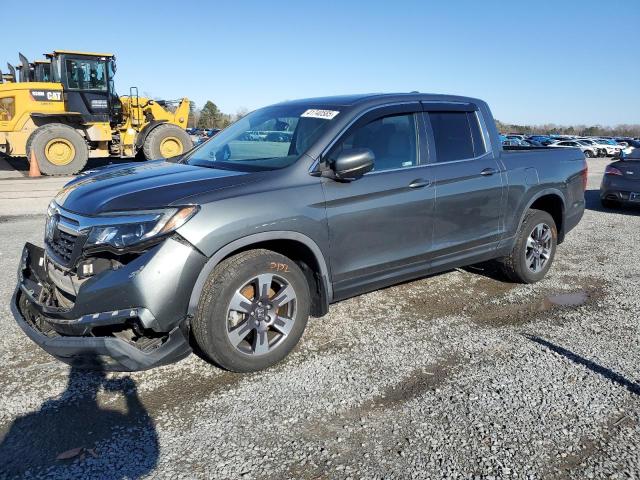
xmin=7 ymin=63 xmax=16 ymax=80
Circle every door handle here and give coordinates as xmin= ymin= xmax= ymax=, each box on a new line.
xmin=409 ymin=178 xmax=431 ymax=189
xmin=480 ymin=168 xmax=498 ymax=176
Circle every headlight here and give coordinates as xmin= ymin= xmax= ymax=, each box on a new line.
xmin=85 ymin=205 xmax=199 ymax=249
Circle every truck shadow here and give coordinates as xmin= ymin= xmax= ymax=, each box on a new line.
xmin=0 ymin=362 xmax=159 ymax=479
xmin=585 ymin=189 xmax=640 ymax=215
xmin=525 ymin=334 xmax=640 ymax=397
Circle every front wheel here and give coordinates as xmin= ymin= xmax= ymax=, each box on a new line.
xmin=498 ymin=209 xmax=557 ymax=283
xmin=26 ymin=124 xmax=89 ymax=175
xmin=142 ymin=124 xmax=193 ymax=160
xmin=192 ymin=249 xmax=310 ymax=372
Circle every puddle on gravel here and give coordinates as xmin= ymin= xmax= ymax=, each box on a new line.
xmin=543 ymin=290 xmax=589 ymax=309
xmin=473 ymin=278 xmax=605 ymax=328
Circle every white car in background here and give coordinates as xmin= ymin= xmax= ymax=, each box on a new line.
xmin=588 ymin=139 xmax=624 ymax=157
xmin=548 ymin=140 xmax=597 ymax=158
xmin=615 ymin=141 xmax=635 ymax=156
xmin=575 ymin=139 xmax=606 ymax=157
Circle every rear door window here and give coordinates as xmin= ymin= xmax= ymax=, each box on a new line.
xmin=428 ymin=111 xmax=486 ymax=162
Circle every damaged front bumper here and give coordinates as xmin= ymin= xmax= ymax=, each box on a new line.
xmin=12 ymin=241 xmax=205 ymax=371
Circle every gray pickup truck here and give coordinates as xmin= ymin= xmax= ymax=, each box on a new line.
xmin=13 ymin=93 xmax=587 ymax=372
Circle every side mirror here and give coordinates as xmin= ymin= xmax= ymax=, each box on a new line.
xmin=333 ymin=148 xmax=374 ymax=181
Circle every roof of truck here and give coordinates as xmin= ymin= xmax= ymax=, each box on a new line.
xmin=277 ymin=92 xmax=484 ymax=108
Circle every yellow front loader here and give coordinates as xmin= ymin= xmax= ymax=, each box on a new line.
xmin=0 ymin=50 xmax=192 ymax=175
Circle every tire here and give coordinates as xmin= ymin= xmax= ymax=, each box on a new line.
xmin=584 ymin=150 xmax=594 ymax=158
xmin=142 ymin=124 xmax=193 ymax=160
xmin=601 ymin=199 xmax=619 ymax=209
xmin=192 ymin=249 xmax=311 ymax=372
xmin=26 ymin=124 xmax=88 ymax=176
xmin=498 ymin=209 xmax=557 ymax=284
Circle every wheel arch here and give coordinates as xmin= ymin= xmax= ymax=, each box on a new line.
xmin=187 ymin=231 xmax=332 ymax=319
xmin=519 ymin=189 xmax=567 ymax=243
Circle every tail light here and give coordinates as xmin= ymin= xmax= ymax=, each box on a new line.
xmin=605 ymin=165 xmax=623 ymax=176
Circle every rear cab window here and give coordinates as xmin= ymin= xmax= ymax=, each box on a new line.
xmin=427 ymin=110 xmax=487 ymax=162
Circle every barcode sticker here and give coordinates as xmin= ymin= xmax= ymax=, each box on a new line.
xmin=301 ymin=109 xmax=340 ymax=120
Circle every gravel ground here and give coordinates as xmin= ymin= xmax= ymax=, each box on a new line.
xmin=0 ymin=158 xmax=638 ymax=479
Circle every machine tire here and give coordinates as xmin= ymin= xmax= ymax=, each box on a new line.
xmin=498 ymin=209 xmax=558 ymax=284
xmin=142 ymin=124 xmax=193 ymax=160
xmin=26 ymin=124 xmax=88 ymax=176
xmin=192 ymin=249 xmax=310 ymax=372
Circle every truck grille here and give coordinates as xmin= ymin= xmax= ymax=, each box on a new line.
xmin=46 ymin=229 xmax=77 ymax=264
xmin=45 ymin=208 xmax=83 ymax=267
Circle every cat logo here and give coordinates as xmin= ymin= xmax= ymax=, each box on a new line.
xmin=30 ymin=90 xmax=63 ymax=102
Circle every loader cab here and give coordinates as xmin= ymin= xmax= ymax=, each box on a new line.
xmin=33 ymin=60 xmax=51 ymax=82
xmin=48 ymin=50 xmax=120 ymax=123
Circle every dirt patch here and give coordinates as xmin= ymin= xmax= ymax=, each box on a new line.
xmin=399 ymin=269 xmax=517 ymax=321
xmin=284 ymin=354 xmax=465 ymax=479
xmin=471 ymin=277 xmax=607 ymax=328
xmin=373 ymin=355 xmax=462 ymax=409
xmin=136 ymin=369 xmax=244 ymax=426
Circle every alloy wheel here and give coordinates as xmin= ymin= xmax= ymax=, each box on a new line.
xmin=225 ymin=273 xmax=297 ymax=356
xmin=525 ymin=222 xmax=553 ymax=273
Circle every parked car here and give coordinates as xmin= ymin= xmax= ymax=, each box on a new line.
xmin=548 ymin=140 xmax=597 ymax=158
xmin=527 ymin=135 xmax=555 ymax=146
xmin=586 ymin=138 xmax=624 ymax=157
xmin=192 ymin=128 xmax=222 ymax=146
xmin=13 ymin=93 xmax=587 ymax=373
xmin=600 ymin=149 xmax=640 ymax=208
xmin=576 ymin=139 xmax=606 ymax=157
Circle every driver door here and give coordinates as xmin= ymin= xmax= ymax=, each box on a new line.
xmin=321 ymin=104 xmax=435 ymax=300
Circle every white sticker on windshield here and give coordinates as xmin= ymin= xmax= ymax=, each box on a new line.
xmin=301 ymin=109 xmax=340 ymax=120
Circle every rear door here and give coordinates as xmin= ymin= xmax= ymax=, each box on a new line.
xmin=422 ymin=103 xmax=505 ymax=269
xmin=321 ymin=103 xmax=435 ymax=299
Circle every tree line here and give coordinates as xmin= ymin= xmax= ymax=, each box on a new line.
xmin=496 ymin=119 xmax=640 ymax=137
xmin=189 ymin=102 xmax=640 ymax=138
xmin=189 ymin=101 xmax=249 ymax=129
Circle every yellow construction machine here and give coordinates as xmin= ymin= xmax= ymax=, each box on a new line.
xmin=0 ymin=50 xmax=192 ymax=175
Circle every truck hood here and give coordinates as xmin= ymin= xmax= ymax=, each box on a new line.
xmin=54 ymin=161 xmax=254 ymax=215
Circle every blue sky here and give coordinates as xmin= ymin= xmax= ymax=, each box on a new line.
xmin=2 ymin=0 xmax=638 ymax=125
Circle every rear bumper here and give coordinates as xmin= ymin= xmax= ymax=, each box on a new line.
xmin=12 ymin=242 xmax=199 ymax=371
xmin=600 ymin=177 xmax=640 ymax=204
xmin=600 ymin=189 xmax=640 ymax=204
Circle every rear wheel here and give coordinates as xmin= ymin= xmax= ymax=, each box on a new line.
xmin=192 ymin=249 xmax=310 ymax=372
xmin=499 ymin=209 xmax=557 ymax=284
xmin=584 ymin=150 xmax=594 ymax=158
xmin=26 ymin=124 xmax=88 ymax=176
xmin=142 ymin=124 xmax=193 ymax=160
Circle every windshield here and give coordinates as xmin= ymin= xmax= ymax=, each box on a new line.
xmin=65 ymin=58 xmax=107 ymax=91
xmin=184 ymin=104 xmax=340 ymax=171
